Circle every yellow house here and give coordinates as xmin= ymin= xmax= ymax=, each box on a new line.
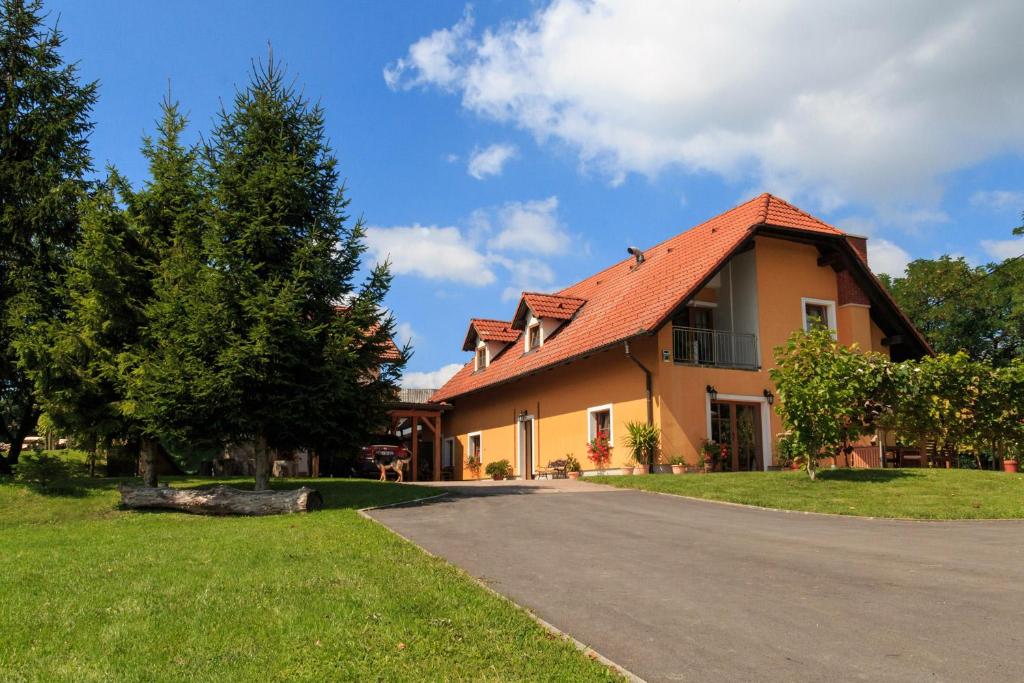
xmin=430 ymin=194 xmax=929 ymax=479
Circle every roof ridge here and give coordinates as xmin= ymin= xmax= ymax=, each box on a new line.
xmin=522 ymin=291 xmax=586 ymax=300
xmin=762 ymin=194 xmax=843 ymax=234
xmin=471 ymin=317 xmax=513 ymax=324
xmin=558 ymin=194 xmax=771 ymax=297
xmin=757 ymin=192 xmax=771 ymax=224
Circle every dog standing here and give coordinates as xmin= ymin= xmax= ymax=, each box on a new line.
xmin=372 ymin=445 xmax=413 ymax=482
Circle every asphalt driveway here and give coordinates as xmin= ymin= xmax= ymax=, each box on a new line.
xmin=369 ymin=479 xmax=1024 ymax=682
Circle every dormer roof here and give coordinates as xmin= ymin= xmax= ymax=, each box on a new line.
xmin=511 ymin=292 xmax=587 ymax=329
xmin=462 ymin=318 xmax=519 ymax=351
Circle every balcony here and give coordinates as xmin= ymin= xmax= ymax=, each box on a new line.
xmin=672 ymin=326 xmax=758 ymax=370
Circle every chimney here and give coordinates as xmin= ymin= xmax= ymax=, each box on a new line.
xmin=845 ymin=234 xmax=868 ymax=265
xmin=627 ymin=246 xmax=645 ymax=267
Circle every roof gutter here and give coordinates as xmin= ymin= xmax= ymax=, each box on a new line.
xmin=623 ymin=340 xmax=655 ymax=471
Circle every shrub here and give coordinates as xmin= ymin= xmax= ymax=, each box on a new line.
xmin=668 ymin=455 xmax=686 ymax=466
xmin=565 ymin=455 xmax=581 ymax=472
xmin=484 ymin=459 xmax=512 ymax=479
xmin=15 ymin=453 xmax=72 ymax=487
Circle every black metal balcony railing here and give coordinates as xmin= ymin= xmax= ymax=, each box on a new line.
xmin=672 ymin=326 xmax=758 ymax=370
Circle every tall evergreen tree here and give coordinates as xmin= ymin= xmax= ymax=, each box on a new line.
xmin=122 ymin=100 xmax=224 ymax=484
xmin=29 ymin=100 xmax=208 ymax=486
xmin=202 ymin=57 xmax=405 ymax=489
xmin=0 ymin=0 xmax=96 ymax=473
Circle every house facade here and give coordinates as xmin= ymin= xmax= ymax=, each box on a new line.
xmin=430 ymin=194 xmax=929 ymax=479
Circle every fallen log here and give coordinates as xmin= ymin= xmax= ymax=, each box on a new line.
xmin=117 ymin=484 xmax=323 ymax=516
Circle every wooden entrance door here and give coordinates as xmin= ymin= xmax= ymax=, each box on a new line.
xmin=709 ymin=401 xmax=763 ymax=471
xmin=521 ymin=418 xmax=534 ymax=479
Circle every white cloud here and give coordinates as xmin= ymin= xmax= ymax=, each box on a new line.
xmin=402 ymin=363 xmax=464 ymax=389
xmin=492 ymin=196 xmax=569 ymax=254
xmin=386 ymin=1 xmax=1024 ymax=209
xmin=365 ymin=224 xmax=495 ymax=285
xmin=867 ymin=238 xmax=912 ymax=277
xmin=467 ymin=143 xmax=518 ymax=179
xmin=970 ymin=190 xmax=1024 ymax=211
xmin=491 ymin=256 xmax=557 ymax=301
xmin=366 ymin=196 xmax=571 ymax=292
xmin=395 ymin=322 xmax=416 ymax=347
xmin=980 ymin=237 xmax=1024 ymax=261
xmin=383 ymin=10 xmax=472 ymax=91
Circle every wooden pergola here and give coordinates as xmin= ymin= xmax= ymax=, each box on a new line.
xmin=388 ymin=397 xmax=450 ymax=482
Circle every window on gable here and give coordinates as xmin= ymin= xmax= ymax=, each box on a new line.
xmin=475 ymin=346 xmax=487 ymax=370
xmin=802 ymin=299 xmax=836 ymax=333
xmin=527 ymin=323 xmax=541 ymax=351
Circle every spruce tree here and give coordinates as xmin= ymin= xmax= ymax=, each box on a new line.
xmin=31 ymin=100 xmax=208 ymax=486
xmin=203 ymin=57 xmax=406 ymax=489
xmin=0 ymin=0 xmax=96 ymax=473
xmin=123 ymin=100 xmax=225 ymax=483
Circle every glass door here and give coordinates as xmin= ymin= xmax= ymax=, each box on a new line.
xmin=710 ymin=401 xmax=763 ymax=472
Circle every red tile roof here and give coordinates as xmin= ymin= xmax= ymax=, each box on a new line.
xmin=430 ymin=194 xmax=893 ymax=402
xmin=462 ymin=318 xmax=519 ymax=351
xmin=512 ymin=292 xmax=587 ymax=328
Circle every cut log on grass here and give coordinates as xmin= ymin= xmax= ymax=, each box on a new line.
xmin=118 ymin=484 xmax=323 ymax=516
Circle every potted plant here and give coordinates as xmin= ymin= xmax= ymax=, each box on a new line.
xmin=668 ymin=455 xmax=686 ymax=475
xmin=587 ymin=429 xmax=612 ymax=474
xmin=621 ymin=458 xmax=635 ymax=476
xmin=1004 ymin=454 xmax=1019 ymax=473
xmin=565 ymin=454 xmax=582 ymax=479
xmin=485 ymin=459 xmax=512 ymax=480
xmin=466 ymin=453 xmax=482 ymax=479
xmin=624 ymin=421 xmax=660 ymax=475
xmin=700 ymin=439 xmax=721 ymax=472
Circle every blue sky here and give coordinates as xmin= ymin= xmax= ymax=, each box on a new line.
xmin=48 ymin=0 xmax=1024 ymax=386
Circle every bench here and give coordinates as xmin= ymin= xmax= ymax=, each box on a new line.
xmin=534 ymin=459 xmax=568 ymax=479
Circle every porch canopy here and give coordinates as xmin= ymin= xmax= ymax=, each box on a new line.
xmin=388 ymin=388 xmax=451 ymax=481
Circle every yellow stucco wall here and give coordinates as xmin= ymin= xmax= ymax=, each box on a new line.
xmin=444 ymin=337 xmax=656 ymax=478
xmin=442 ymin=235 xmax=892 ymax=476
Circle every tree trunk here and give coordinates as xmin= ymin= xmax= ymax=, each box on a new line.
xmin=118 ymin=484 xmax=322 ymax=515
xmin=0 ymin=402 xmax=40 ymax=473
xmin=140 ymin=437 xmax=159 ymax=488
xmin=254 ymin=434 xmax=271 ymax=491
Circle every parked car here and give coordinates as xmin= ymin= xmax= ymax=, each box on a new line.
xmin=355 ymin=435 xmax=411 ymax=480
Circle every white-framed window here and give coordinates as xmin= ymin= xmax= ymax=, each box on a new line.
xmin=527 ymin=323 xmax=541 ymax=351
xmin=475 ymin=345 xmax=487 ymax=371
xmin=467 ymin=432 xmax=482 ymax=463
xmin=801 ymin=297 xmax=837 ymax=333
xmin=587 ymin=404 xmax=613 ymax=443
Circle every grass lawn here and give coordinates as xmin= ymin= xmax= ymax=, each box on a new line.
xmin=0 ymin=476 xmax=617 ymax=682
xmin=592 ymin=468 xmax=1024 ymax=519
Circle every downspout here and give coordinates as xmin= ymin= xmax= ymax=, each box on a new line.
xmin=624 ymin=340 xmax=655 ymax=470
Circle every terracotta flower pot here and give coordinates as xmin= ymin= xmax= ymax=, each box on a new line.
xmin=671 ymin=464 xmax=685 ymax=475
xmin=620 ymin=466 xmax=634 ymax=476
xmin=1004 ymin=460 xmax=1018 ymax=473
xmin=789 ymin=461 xmax=800 ymax=470
xmin=491 ymin=474 xmax=503 ymax=481
xmin=634 ymin=464 xmax=649 ymax=475
xmin=568 ymin=471 xmax=582 ymax=480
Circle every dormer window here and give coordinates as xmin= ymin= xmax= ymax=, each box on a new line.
xmin=527 ymin=323 xmax=541 ymax=351
xmin=475 ymin=346 xmax=487 ymax=370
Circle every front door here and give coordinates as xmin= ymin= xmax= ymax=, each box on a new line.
xmin=709 ymin=401 xmax=763 ymax=471
xmin=520 ymin=418 xmax=534 ymax=479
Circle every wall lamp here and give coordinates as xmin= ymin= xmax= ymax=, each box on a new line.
xmin=763 ymin=389 xmax=775 ymax=406
xmin=706 ymin=385 xmax=718 ymax=401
